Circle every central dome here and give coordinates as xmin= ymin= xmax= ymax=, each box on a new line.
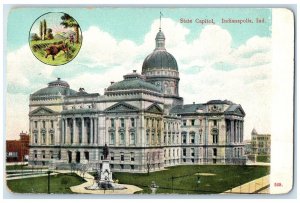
xmin=142 ymin=29 xmax=178 ymax=73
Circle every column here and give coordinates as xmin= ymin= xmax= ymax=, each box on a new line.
xmin=66 ymin=118 xmax=70 ymax=144
xmin=81 ymin=117 xmax=86 ymax=145
xmin=238 ymin=121 xmax=241 ymax=143
xmin=236 ymin=121 xmax=239 ymax=143
xmin=241 ymin=121 xmax=244 ymax=143
xmin=61 ymin=119 xmax=65 ymax=144
xmin=230 ymin=120 xmax=234 ymax=144
xmin=90 ymin=117 xmax=93 ymax=145
xmin=94 ymin=117 xmax=98 ymax=144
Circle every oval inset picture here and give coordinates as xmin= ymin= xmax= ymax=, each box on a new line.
xmin=29 ymin=12 xmax=82 ymax=66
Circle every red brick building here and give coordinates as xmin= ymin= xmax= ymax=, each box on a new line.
xmin=6 ymin=132 xmax=30 ymax=162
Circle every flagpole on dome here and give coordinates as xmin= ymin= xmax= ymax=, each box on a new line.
xmin=159 ymin=11 xmax=163 ymax=31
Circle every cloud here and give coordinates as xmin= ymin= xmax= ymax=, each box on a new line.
xmin=6 ymin=18 xmax=271 ymax=140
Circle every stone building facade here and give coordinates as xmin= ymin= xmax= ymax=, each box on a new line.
xmin=251 ymin=129 xmax=271 ymax=155
xmin=28 ymin=27 xmax=246 ymax=172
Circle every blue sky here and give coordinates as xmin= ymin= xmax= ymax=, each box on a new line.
xmin=6 ymin=7 xmax=272 ymax=139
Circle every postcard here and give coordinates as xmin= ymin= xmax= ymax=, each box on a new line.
xmin=4 ymin=6 xmax=294 ymax=196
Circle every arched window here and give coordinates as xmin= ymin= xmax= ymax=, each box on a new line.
xmin=34 ymin=133 xmax=38 ymax=144
xmin=42 ymin=133 xmax=46 ymax=144
xmin=190 ymin=132 xmax=195 ymax=144
xmin=131 ymin=118 xmax=135 ymax=127
xmin=110 ymin=118 xmax=115 ymax=128
xmin=110 ymin=132 xmax=115 ymax=145
xmin=130 ymin=133 xmax=135 ymax=145
xmin=146 ymin=132 xmax=150 ymax=144
xmin=120 ymin=118 xmax=125 ymax=128
xmin=151 ymin=132 xmax=155 ymax=144
xmin=213 ymin=134 xmax=219 ymax=144
xmin=50 ymin=133 xmax=54 ymax=145
xmin=120 ymin=132 xmax=125 ymax=145
xmin=157 ymin=133 xmax=161 ymax=144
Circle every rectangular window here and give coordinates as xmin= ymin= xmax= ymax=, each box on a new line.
xmin=110 ymin=164 xmax=114 ymax=169
xmin=191 ymin=158 xmax=194 ymax=163
xmin=42 ymin=150 xmax=45 ymax=159
xmin=183 ymin=158 xmax=186 ymax=162
xmin=50 ymin=151 xmax=53 ymax=159
xmin=111 ymin=152 xmax=114 ymax=161
xmin=34 ymin=150 xmax=37 ymax=158
xmin=191 ymin=119 xmax=195 ymax=126
xmin=120 ymin=164 xmax=124 ymax=169
xmin=183 ymin=148 xmax=186 ymax=156
xmin=213 ymin=120 xmax=217 ymax=126
xmin=111 ymin=118 xmax=115 ymax=128
xmin=213 ymin=148 xmax=217 ymax=156
xmin=130 ymin=152 xmax=135 ymax=161
xmin=121 ymin=153 xmax=124 ymax=161
xmin=42 ymin=121 xmax=46 ymax=128
xmin=183 ymin=120 xmax=186 ymax=126
xmin=51 ymin=120 xmax=54 ymax=128
xmin=191 ymin=148 xmax=195 ymax=157
xmin=130 ymin=165 xmax=134 ymax=170
xmin=120 ymin=118 xmax=125 ymax=128
xmin=34 ymin=121 xmax=38 ymax=128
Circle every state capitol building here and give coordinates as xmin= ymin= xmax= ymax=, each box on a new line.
xmin=28 ymin=26 xmax=246 ymax=172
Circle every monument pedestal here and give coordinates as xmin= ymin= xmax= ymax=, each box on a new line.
xmin=100 ymin=160 xmax=112 ymax=182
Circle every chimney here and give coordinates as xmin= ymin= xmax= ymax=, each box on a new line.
xmin=133 ymin=70 xmax=137 ymax=73
xmin=57 ymin=77 xmax=61 ymax=80
xmin=110 ymin=81 xmax=115 ymax=85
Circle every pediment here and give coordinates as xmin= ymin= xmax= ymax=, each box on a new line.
xmin=145 ymin=103 xmax=163 ymax=114
xmin=104 ymin=102 xmax=139 ymax=113
xmin=30 ymin=107 xmax=57 ymax=116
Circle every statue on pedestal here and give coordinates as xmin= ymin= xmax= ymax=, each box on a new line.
xmin=103 ymin=144 xmax=109 ymax=160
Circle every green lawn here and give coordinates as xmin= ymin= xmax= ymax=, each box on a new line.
xmin=112 ymin=165 xmax=270 ymax=194
xmin=256 ymin=155 xmax=270 ymax=163
xmin=7 ymin=173 xmax=85 ymax=194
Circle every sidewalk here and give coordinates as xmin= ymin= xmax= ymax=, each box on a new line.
xmin=70 ymin=171 xmax=143 ymax=194
xmin=222 ymin=175 xmax=270 ymax=194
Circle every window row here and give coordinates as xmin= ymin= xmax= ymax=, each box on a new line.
xmin=33 ymin=133 xmax=55 ymax=145
xmin=34 ymin=120 xmax=54 ymax=129
xmin=107 ymin=152 xmax=135 ymax=162
xmin=109 ymin=132 xmax=136 ymax=145
xmin=110 ymin=118 xmax=135 ymax=128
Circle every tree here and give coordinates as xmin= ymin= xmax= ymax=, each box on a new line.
xmin=31 ymin=33 xmax=40 ymax=41
xmin=60 ymin=13 xmax=80 ymax=43
xmin=39 ymin=21 xmax=43 ymax=40
xmin=43 ymin=19 xmax=47 ymax=40
xmin=46 ymin=28 xmax=54 ymax=40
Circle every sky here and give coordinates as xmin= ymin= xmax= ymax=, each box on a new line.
xmin=6 ymin=7 xmax=272 ymax=140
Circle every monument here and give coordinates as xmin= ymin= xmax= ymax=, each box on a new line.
xmin=86 ymin=144 xmax=126 ymax=190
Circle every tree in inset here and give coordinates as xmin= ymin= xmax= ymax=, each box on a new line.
xmin=60 ymin=13 xmax=80 ymax=44
xmin=39 ymin=21 xmax=43 ymax=40
xmin=43 ymin=19 xmax=47 ymax=40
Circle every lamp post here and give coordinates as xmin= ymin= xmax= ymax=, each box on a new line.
xmin=47 ymin=170 xmax=51 ymax=194
xmin=197 ymin=176 xmax=201 ymax=193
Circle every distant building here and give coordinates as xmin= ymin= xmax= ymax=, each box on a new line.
xmin=6 ymin=132 xmax=30 ymax=162
xmin=251 ymin=129 xmax=271 ymax=155
xmin=243 ymin=139 xmax=252 ymax=155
